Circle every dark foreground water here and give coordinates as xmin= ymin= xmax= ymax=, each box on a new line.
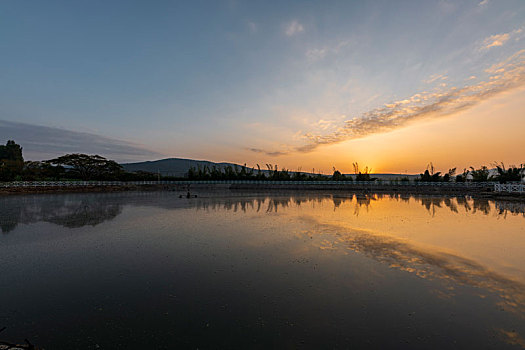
xmin=1 ymin=191 xmax=525 ymax=349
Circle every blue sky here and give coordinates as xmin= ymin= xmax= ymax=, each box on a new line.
xmin=1 ymin=0 xmax=524 ymax=171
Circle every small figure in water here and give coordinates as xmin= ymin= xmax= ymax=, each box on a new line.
xmin=179 ymin=189 xmax=197 ymax=198
xmin=184 ymin=184 xmax=197 ymax=198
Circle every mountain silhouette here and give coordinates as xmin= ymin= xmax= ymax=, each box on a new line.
xmin=121 ymin=158 xmax=247 ymax=177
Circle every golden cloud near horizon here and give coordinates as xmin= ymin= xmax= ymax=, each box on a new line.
xmin=252 ymin=49 xmax=525 ymax=158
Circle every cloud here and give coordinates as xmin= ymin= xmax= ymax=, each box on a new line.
xmin=481 ymin=28 xmax=523 ymax=50
xmin=0 ymin=120 xmax=164 ymax=162
xmin=314 ymin=119 xmax=340 ymax=131
xmin=305 ymin=213 xmax=525 ymax=316
xmin=424 ymin=74 xmax=448 ymax=84
xmin=285 ymin=20 xmax=304 ymax=36
xmin=248 ymin=148 xmax=290 ymax=157
xmin=483 ymin=33 xmax=511 ymax=49
xmin=250 ymin=49 xmax=525 ymax=156
xmin=478 ymin=0 xmax=489 ymax=6
xmin=306 ymin=40 xmax=351 ymax=62
xmin=306 ymin=48 xmax=327 ymax=61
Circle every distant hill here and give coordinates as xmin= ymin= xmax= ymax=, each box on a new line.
xmin=121 ymin=158 xmax=249 ymax=177
xmin=122 ymin=158 xmax=420 ymax=180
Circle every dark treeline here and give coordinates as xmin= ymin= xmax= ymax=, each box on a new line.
xmin=187 ymin=163 xmax=346 ymax=181
xmin=0 ymin=140 xmax=523 ymax=182
xmin=0 ymin=140 xmax=162 ymax=182
xmin=187 ymin=162 xmax=381 ymax=181
xmin=417 ymin=162 xmax=524 ymax=183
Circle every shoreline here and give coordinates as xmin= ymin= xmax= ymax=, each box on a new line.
xmin=1 ymin=183 xmax=524 ymax=201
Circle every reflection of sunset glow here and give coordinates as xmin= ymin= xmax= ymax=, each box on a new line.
xmin=189 ymin=193 xmax=525 ymax=316
xmin=311 ymin=222 xmax=525 ymax=318
xmin=3 ymin=191 xmax=525 ymax=348
xmin=498 ymin=328 xmax=525 ymax=348
xmin=3 ymin=192 xmax=525 ymax=319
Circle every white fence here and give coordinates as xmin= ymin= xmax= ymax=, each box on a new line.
xmin=494 ymin=183 xmax=525 ymax=193
xmin=0 ymin=180 xmax=496 ymax=188
xmin=0 ymin=181 xmax=162 ymax=187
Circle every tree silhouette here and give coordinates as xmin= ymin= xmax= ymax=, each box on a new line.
xmin=493 ymin=162 xmax=524 ymax=183
xmin=469 ymin=166 xmax=491 ymax=182
xmin=45 ymin=154 xmax=123 ymax=180
xmin=0 ymin=140 xmax=24 ymax=181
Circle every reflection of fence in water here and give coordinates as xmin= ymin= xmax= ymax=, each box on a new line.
xmin=495 ymin=201 xmax=525 ymax=217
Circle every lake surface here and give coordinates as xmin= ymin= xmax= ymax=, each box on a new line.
xmin=1 ymin=191 xmax=525 ymax=349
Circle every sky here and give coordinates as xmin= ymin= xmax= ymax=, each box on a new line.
xmin=1 ymin=0 xmax=524 ymax=173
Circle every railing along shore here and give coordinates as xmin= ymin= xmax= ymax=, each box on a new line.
xmin=494 ymin=183 xmax=525 ymax=193
xmin=0 ymin=180 xmax=502 ymax=187
xmin=1 ymin=180 xmax=523 ymax=193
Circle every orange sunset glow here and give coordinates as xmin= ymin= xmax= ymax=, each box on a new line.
xmin=1 ymin=1 xmax=524 ymax=176
xmin=2 ymin=2 xmax=525 ymax=348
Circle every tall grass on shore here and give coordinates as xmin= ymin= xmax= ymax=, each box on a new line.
xmin=2 ymin=140 xmax=524 ymax=183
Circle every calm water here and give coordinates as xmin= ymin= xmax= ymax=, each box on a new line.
xmin=1 ymin=191 xmax=525 ymax=349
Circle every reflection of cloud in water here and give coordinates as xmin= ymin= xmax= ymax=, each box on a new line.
xmin=185 ymin=193 xmax=525 ymax=317
xmin=2 ymin=192 xmax=525 ymax=321
xmin=498 ymin=328 xmax=525 ymax=348
xmin=303 ymin=219 xmax=525 ymax=318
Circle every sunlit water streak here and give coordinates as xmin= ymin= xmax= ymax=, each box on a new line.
xmin=1 ymin=191 xmax=524 ymax=349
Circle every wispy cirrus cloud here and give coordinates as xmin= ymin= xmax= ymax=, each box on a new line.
xmin=305 ymin=48 xmax=327 ymax=61
xmin=250 ymin=49 xmax=525 ymax=156
xmin=424 ymin=74 xmax=448 ymax=84
xmin=285 ymin=20 xmax=304 ymax=36
xmin=248 ymin=148 xmax=290 ymax=157
xmin=478 ymin=0 xmax=489 ymax=7
xmin=0 ymin=120 xmax=164 ymax=162
xmin=305 ymin=40 xmax=351 ymax=62
xmin=481 ymin=28 xmax=523 ymax=50
xmin=483 ymin=33 xmax=511 ymax=49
